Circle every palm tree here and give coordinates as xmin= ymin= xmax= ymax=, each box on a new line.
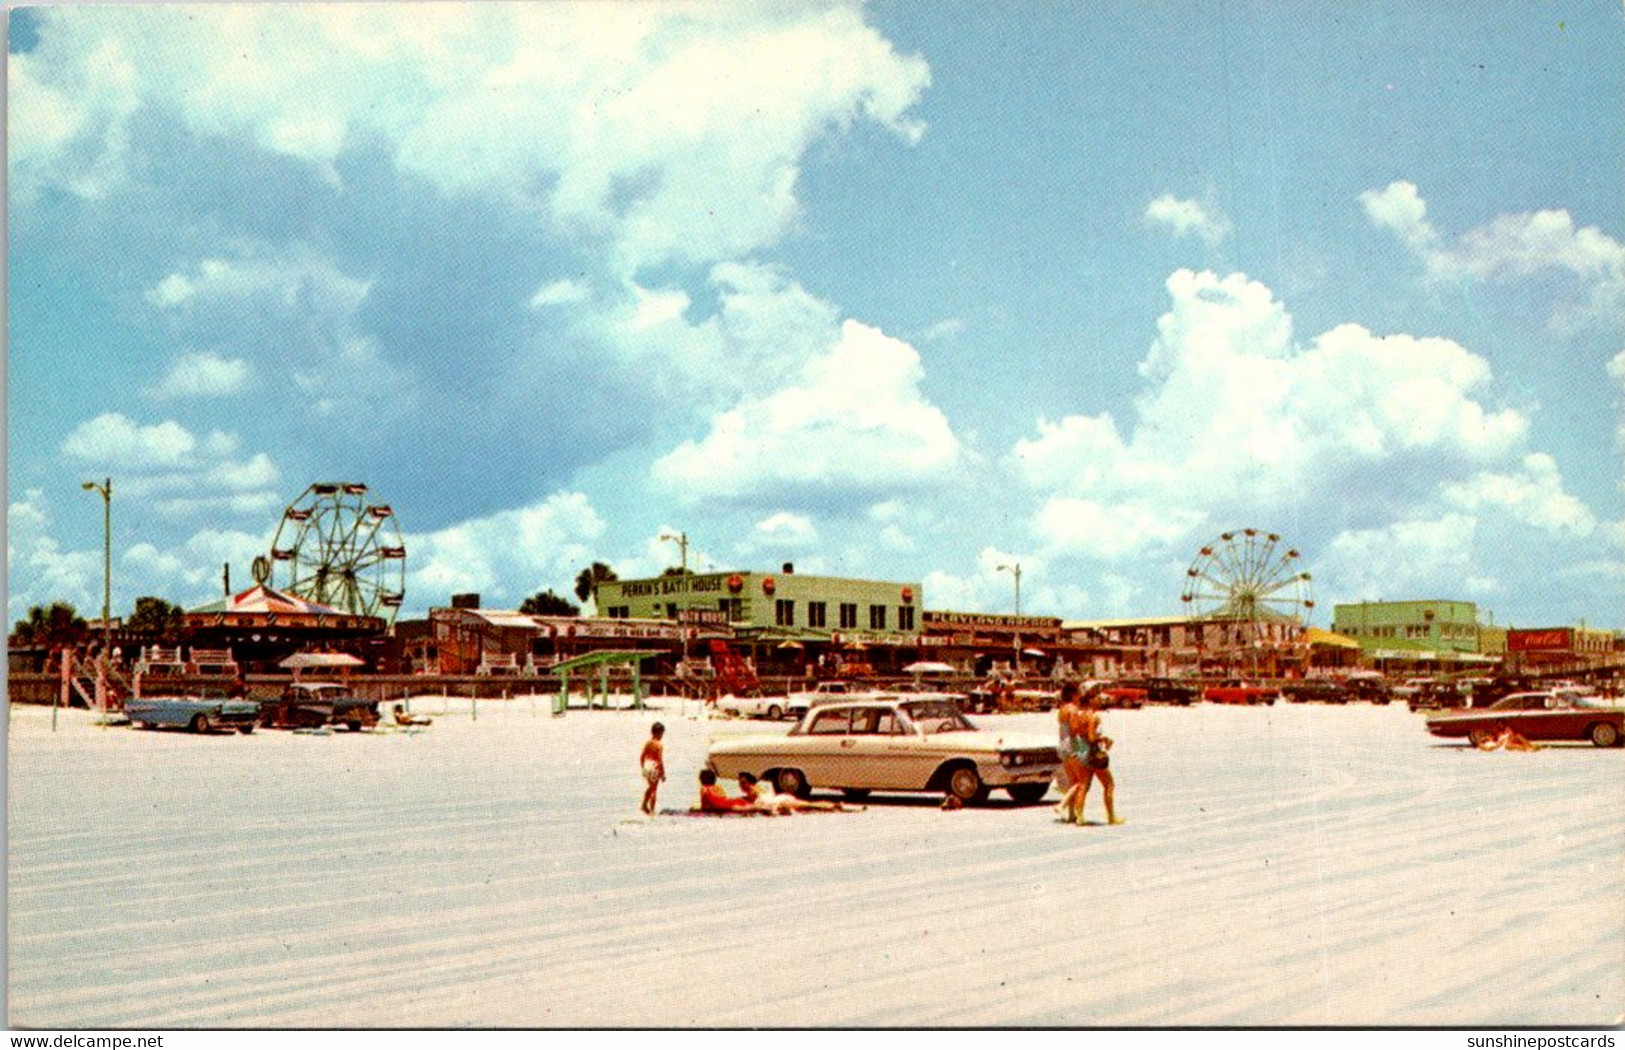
xmin=574 ymin=562 xmax=618 ymax=604
xmin=10 ymin=602 xmax=88 ymax=650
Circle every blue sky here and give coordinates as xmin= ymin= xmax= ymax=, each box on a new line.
xmin=7 ymin=2 xmax=1623 ymax=630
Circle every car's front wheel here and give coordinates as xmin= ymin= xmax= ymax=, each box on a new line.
xmin=237 ymin=723 xmax=254 ymax=735
xmin=767 ymin=705 xmax=783 ymax=721
xmin=189 ymin=714 xmax=210 ymax=734
xmin=774 ymin=768 xmax=809 ymax=798
xmin=1007 ymin=783 xmax=1049 ymax=804
xmin=1589 ymin=722 xmax=1620 ymax=748
xmin=945 ymin=765 xmax=988 ymax=804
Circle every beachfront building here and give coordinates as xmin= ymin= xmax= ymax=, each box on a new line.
xmin=1062 ymin=614 xmax=1310 ymax=678
xmin=1505 ymin=625 xmax=1620 ymax=673
xmin=1331 ymin=599 xmax=1499 ymax=673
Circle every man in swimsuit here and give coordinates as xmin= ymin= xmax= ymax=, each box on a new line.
xmin=1069 ymin=686 xmax=1122 ymax=826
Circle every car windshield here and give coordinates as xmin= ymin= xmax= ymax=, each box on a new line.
xmin=901 ymin=701 xmax=974 ymax=733
xmin=1491 ymin=693 xmax=1548 ymax=710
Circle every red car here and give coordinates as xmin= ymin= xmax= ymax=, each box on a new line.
xmin=1203 ymin=680 xmax=1280 ymax=705
xmin=1099 ymin=685 xmax=1147 ymax=709
xmin=1425 ymin=691 xmax=1624 ymax=748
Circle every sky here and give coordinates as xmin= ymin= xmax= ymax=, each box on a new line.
xmin=7 ymin=1 xmax=1623 ymax=631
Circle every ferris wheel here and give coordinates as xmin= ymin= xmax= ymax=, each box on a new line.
xmin=258 ymin=482 xmax=406 ymax=623
xmin=1180 ymin=528 xmax=1314 ymax=641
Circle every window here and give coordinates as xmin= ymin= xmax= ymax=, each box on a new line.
xmin=807 ymin=709 xmax=851 ymax=735
xmin=897 ymin=606 xmax=915 ymax=631
xmin=869 ymin=605 xmax=887 ymax=630
xmin=666 ymin=603 xmax=678 ymax=619
xmin=807 ymin=601 xmax=827 ymax=628
xmin=718 ymin=598 xmax=743 ymax=622
xmin=851 ymin=707 xmax=903 ymax=735
xmin=607 ymin=606 xmax=629 ymax=619
xmin=775 ymin=599 xmax=795 ymax=627
xmin=839 ymin=603 xmax=858 ymax=629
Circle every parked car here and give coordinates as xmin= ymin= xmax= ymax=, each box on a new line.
xmin=1280 ymin=680 xmax=1352 ymax=704
xmin=1409 ymin=680 xmax=1463 ymax=712
xmin=1203 ymin=680 xmax=1280 ymax=705
xmin=1139 ymin=677 xmax=1200 ymax=706
xmin=259 ymin=682 xmax=380 ymax=730
xmin=1425 ymin=691 xmax=1625 ymax=748
xmin=127 ymin=695 xmax=260 ymax=734
xmin=706 ymin=697 xmax=1061 ymax=804
xmin=1098 ymin=683 xmax=1147 ymax=708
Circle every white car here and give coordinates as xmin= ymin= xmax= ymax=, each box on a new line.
xmin=719 ymin=682 xmax=886 ymax=720
xmin=706 ymin=697 xmax=1061 ymax=804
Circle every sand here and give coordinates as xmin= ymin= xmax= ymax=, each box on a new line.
xmin=7 ymin=697 xmax=1622 ymax=1028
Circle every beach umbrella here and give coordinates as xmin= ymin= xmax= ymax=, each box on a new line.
xmin=904 ymin=661 xmax=955 ymax=675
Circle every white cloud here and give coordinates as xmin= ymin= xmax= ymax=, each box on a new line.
xmin=529 ymin=279 xmax=591 ymax=309
xmin=1318 ymin=515 xmax=1481 ymax=601
xmin=144 ymin=246 xmax=417 ymax=421
xmin=407 ymin=492 xmax=605 ymax=609
xmin=1145 ymin=194 xmax=1232 ymax=247
xmin=1362 ymin=180 xmax=1625 ymax=332
xmin=1439 ymin=454 xmax=1595 ymax=536
xmin=1610 ymin=349 xmax=1625 ymax=456
xmin=653 ymin=318 xmax=963 ymax=500
xmin=6 ymin=489 xmax=101 ymax=620
xmin=1013 ymin=269 xmax=1537 ymax=562
xmin=143 ymin=351 xmax=253 ymax=400
xmin=14 ymin=5 xmax=930 ymax=272
xmin=61 ymin=413 xmax=200 ymax=469
xmin=754 ymin=512 xmax=819 ymax=548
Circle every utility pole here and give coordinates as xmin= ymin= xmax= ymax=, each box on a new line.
xmin=81 ymin=477 xmax=112 ymax=713
xmin=660 ymin=530 xmax=690 ymax=573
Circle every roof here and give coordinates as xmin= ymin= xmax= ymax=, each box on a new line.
xmin=279 ymin=652 xmax=365 ymax=669
xmin=188 ymin=584 xmax=350 ymax=617
xmin=547 ymin=650 xmax=660 ymax=674
xmin=1305 ymin=628 xmax=1360 ymax=650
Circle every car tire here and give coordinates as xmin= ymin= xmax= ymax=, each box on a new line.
xmin=345 ymin=720 xmax=362 ymax=732
xmin=189 ymin=714 xmax=210 ymax=734
xmin=841 ymin=788 xmax=871 ymax=802
xmin=237 ymin=724 xmax=254 ymax=735
xmin=1007 ymin=783 xmax=1049 ymax=804
xmin=767 ymin=705 xmax=783 ymax=721
xmin=775 ymin=768 xmax=809 ymax=798
xmin=1468 ymin=727 xmax=1497 ymax=748
xmin=1589 ymin=722 xmax=1620 ymax=748
xmin=945 ymin=765 xmax=988 ymax=804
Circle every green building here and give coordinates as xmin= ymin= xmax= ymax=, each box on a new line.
xmin=594 ymin=568 xmax=923 ymax=641
xmin=1332 ymin=599 xmax=1487 ymax=660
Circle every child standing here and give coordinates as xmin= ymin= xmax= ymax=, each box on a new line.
xmin=639 ymin=722 xmax=667 ymax=815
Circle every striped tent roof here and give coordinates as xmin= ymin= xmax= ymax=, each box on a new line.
xmin=188 ymin=584 xmax=348 ymax=617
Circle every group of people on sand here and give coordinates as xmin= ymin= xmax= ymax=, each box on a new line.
xmin=639 ymin=689 xmax=1126 ymax=823
xmin=638 ymin=721 xmax=844 ymax=815
xmin=1055 ymin=682 xmax=1122 ymax=826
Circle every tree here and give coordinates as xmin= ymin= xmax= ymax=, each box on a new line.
xmin=574 ymin=561 xmax=618 ymax=604
xmin=520 ymin=590 xmax=580 ymax=616
xmin=660 ymin=566 xmax=692 ymax=577
xmin=127 ymin=596 xmax=185 ymax=637
xmin=10 ymin=602 xmax=88 ymax=649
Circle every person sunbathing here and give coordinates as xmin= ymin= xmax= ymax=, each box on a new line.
xmin=736 ymin=772 xmax=845 ymax=814
xmin=392 ymin=703 xmax=432 ymax=727
xmin=1476 ymin=726 xmax=1541 ymax=751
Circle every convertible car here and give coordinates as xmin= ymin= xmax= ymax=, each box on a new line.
xmin=127 ymin=695 xmax=260 ymax=734
xmin=706 ymin=697 xmax=1061 ymax=804
xmin=1425 ymin=690 xmax=1624 ymax=748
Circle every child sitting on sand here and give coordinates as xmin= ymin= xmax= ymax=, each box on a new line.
xmin=736 ymin=772 xmax=844 ymax=814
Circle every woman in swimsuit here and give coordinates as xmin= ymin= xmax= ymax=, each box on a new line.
xmin=1067 ymin=686 xmax=1122 ymax=826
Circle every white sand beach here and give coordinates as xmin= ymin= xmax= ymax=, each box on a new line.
xmin=7 ymin=699 xmax=1622 ymax=1028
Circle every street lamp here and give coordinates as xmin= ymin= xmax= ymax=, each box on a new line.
xmin=81 ymin=478 xmax=112 ymax=707
xmin=659 ymin=530 xmax=689 ymax=573
xmin=996 ymin=561 xmax=1023 ymax=677
xmin=996 ymin=561 xmax=1022 ymax=616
